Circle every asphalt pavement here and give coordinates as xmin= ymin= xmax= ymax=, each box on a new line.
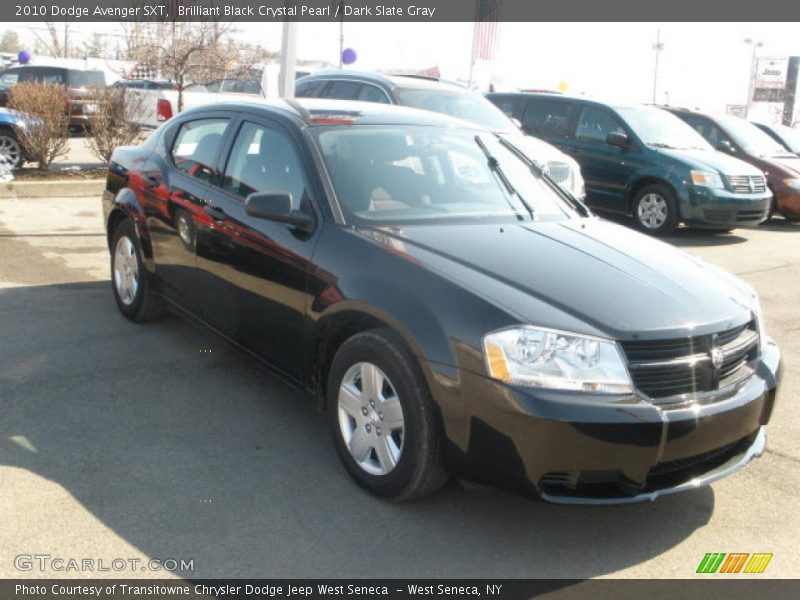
xmin=0 ymin=195 xmax=798 ymax=579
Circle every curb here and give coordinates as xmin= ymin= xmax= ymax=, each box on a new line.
xmin=0 ymin=179 xmax=105 ymax=199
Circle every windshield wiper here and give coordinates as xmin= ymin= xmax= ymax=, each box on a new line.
xmin=474 ymin=135 xmax=533 ymax=220
xmin=496 ymin=135 xmax=590 ymax=217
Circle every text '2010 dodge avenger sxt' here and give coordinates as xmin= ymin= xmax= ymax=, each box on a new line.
xmin=102 ymin=99 xmax=781 ymax=503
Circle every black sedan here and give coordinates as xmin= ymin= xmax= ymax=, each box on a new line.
xmin=102 ymin=99 xmax=781 ymax=503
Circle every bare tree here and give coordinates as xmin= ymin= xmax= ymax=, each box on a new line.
xmin=84 ymin=87 xmax=146 ymax=164
xmin=30 ymin=23 xmax=74 ymax=58
xmin=0 ymin=30 xmax=21 ymax=53
xmin=8 ymin=83 xmax=70 ymax=170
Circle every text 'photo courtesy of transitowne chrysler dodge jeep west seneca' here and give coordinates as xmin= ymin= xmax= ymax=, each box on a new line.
xmin=102 ymin=97 xmax=781 ymax=504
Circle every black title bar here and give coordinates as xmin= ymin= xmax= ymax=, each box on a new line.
xmin=5 ymin=0 xmax=800 ymax=22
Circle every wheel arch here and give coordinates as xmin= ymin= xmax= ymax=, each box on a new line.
xmin=105 ymin=188 xmax=154 ymax=268
xmin=625 ymin=176 xmax=681 ymax=214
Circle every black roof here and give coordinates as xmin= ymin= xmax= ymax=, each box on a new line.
xmin=180 ymin=97 xmax=488 ymax=130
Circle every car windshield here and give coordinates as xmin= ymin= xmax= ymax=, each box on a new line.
xmin=313 ymin=125 xmax=575 ymax=226
xmin=718 ymin=116 xmax=788 ymax=156
xmin=616 ymin=106 xmax=712 ymax=150
xmin=396 ymin=88 xmax=515 ymax=133
xmin=764 ymin=123 xmax=800 ymax=153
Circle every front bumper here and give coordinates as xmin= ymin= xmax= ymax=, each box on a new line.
xmin=682 ymin=186 xmax=771 ymax=229
xmin=432 ymin=340 xmax=781 ymax=504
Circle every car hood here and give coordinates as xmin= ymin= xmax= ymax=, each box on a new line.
xmin=501 ymin=131 xmax=572 ymax=165
xmin=654 ymin=147 xmax=763 ymax=176
xmin=363 ymin=218 xmax=755 ymax=340
xmin=763 ymin=153 xmax=800 ymax=176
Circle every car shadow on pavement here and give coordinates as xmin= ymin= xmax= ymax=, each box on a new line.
xmin=0 ymin=280 xmax=716 ymax=579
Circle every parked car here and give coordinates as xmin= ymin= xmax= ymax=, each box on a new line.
xmin=296 ymin=71 xmax=585 ymax=199
xmin=102 ymin=99 xmax=781 ymax=504
xmin=0 ymin=108 xmax=29 ymax=169
xmin=754 ymin=122 xmax=800 ymax=157
xmin=665 ymin=108 xmax=800 ymax=221
xmin=487 ymin=93 xmax=772 ymax=234
xmin=0 ymin=65 xmax=106 ymax=129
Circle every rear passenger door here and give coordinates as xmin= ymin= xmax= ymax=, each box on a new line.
xmin=143 ymin=115 xmax=231 ymax=311
xmin=193 ymin=116 xmax=320 ymax=378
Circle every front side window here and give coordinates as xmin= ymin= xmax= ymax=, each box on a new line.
xmin=716 ymin=116 xmax=789 ymax=156
xmin=67 ymin=70 xmax=106 ymax=87
xmin=171 ymin=118 xmax=229 ymax=182
xmin=313 ymin=125 xmax=574 ymax=226
xmin=222 ymin=122 xmax=311 ymax=212
xmin=522 ymin=99 xmax=574 ymax=137
xmin=575 ymin=106 xmax=625 ymax=144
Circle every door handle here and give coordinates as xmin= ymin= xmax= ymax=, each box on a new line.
xmin=142 ymin=174 xmax=160 ymax=188
xmin=204 ymin=205 xmax=227 ymax=221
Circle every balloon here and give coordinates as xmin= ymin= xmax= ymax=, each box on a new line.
xmin=557 ymin=81 xmax=569 ymax=92
xmin=341 ymin=48 xmax=357 ymax=65
xmin=18 ymin=50 xmax=31 ymax=65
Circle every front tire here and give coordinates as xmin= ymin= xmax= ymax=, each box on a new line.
xmin=110 ymin=219 xmax=164 ymax=322
xmin=0 ymin=130 xmax=24 ymax=170
xmin=327 ymin=329 xmax=447 ymax=501
xmin=632 ymin=184 xmax=678 ymax=235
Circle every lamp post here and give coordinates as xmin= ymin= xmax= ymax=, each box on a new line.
xmin=744 ymin=38 xmax=764 ymax=113
xmin=651 ymin=30 xmax=664 ymax=104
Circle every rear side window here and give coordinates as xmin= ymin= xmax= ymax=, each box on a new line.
xmin=357 ymin=84 xmax=390 ymax=104
xmin=171 ymin=118 xmax=229 ymax=182
xmin=295 ymin=79 xmax=325 ymax=97
xmin=323 ymin=81 xmax=361 ymax=100
xmin=67 ymin=70 xmax=106 ymax=87
xmin=222 ymin=122 xmax=311 ymax=212
xmin=575 ymin=106 xmax=625 ymax=144
xmin=522 ymin=99 xmax=575 ymax=137
xmin=489 ymin=95 xmax=523 ymax=118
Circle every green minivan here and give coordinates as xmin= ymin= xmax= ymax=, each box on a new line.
xmin=487 ymin=93 xmax=772 ymax=235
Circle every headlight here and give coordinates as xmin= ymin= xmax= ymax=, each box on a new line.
xmin=690 ymin=170 xmax=724 ymax=189
xmin=570 ymin=167 xmax=586 ymax=199
xmin=783 ymin=178 xmax=800 ymax=190
xmin=483 ymin=326 xmax=633 ymax=394
xmin=751 ymin=292 xmax=768 ymax=353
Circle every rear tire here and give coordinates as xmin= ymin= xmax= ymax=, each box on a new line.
xmin=632 ymin=184 xmax=678 ymax=236
xmin=327 ymin=328 xmax=447 ymax=501
xmin=110 ymin=219 xmax=164 ymax=322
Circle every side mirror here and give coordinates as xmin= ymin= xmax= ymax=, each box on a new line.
xmin=717 ymin=139 xmax=736 ymax=154
xmin=606 ymin=132 xmax=631 ymax=149
xmin=245 ymin=192 xmax=315 ymax=233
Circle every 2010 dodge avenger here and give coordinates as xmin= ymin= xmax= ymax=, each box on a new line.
xmin=102 ymin=99 xmax=782 ymax=503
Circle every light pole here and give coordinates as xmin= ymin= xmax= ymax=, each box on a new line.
xmin=651 ymin=30 xmax=664 ymax=104
xmin=744 ymin=38 xmax=764 ymax=113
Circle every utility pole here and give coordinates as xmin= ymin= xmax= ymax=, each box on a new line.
xmin=278 ymin=20 xmax=298 ymax=98
xmin=338 ymin=1 xmax=344 ymax=68
xmin=651 ymin=30 xmax=664 ymax=104
xmin=744 ymin=38 xmax=764 ymax=113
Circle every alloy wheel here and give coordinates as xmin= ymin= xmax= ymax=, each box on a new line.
xmin=637 ymin=193 xmax=668 ymax=229
xmin=337 ymin=362 xmax=405 ymax=476
xmin=113 ymin=235 xmax=140 ymax=306
xmin=0 ymin=135 xmax=22 ymax=169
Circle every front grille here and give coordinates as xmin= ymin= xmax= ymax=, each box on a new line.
xmin=620 ymin=321 xmax=758 ymax=400
xmin=544 ymin=161 xmax=571 ymax=184
xmin=736 ymin=209 xmax=767 ymax=222
xmin=727 ymin=175 xmax=766 ymax=194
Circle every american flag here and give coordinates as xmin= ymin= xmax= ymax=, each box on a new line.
xmin=473 ymin=0 xmax=502 ymax=61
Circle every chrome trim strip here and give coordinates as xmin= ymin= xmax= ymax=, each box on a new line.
xmin=540 ymin=427 xmax=766 ymax=505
